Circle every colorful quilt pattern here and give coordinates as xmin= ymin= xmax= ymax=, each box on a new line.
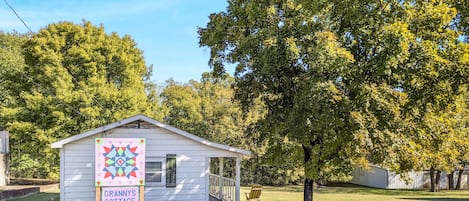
xmin=95 ymin=138 xmax=145 ymax=186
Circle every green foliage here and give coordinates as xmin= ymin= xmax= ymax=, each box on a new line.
xmin=144 ymin=67 xmax=167 ymax=121
xmin=161 ymin=73 xmax=247 ymax=143
xmin=0 ymin=32 xmax=29 ymax=130
xmin=0 ymin=21 xmax=159 ymax=179
xmin=10 ymin=154 xmax=44 ymax=179
xmin=161 ymin=79 xmax=204 ymax=136
xmin=408 ymin=91 xmax=469 ymax=191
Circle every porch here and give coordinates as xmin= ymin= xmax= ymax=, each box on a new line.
xmin=208 ymin=157 xmax=241 ymax=201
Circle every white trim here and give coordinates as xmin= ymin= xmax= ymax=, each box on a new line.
xmin=219 ymin=157 xmax=224 ymax=199
xmin=51 ymin=114 xmax=251 ymax=156
xmin=60 ymin=148 xmax=65 ymax=201
xmin=235 ymin=156 xmax=241 ymax=201
xmin=205 ymin=157 xmax=210 ymax=201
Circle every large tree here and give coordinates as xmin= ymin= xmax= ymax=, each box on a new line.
xmin=199 ymin=0 xmax=468 ymax=200
xmin=0 ymin=21 xmax=156 ymax=178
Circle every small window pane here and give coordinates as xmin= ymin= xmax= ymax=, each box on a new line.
xmin=146 ymin=162 xmax=162 ymax=182
xmin=146 ymin=162 xmax=162 ymax=172
xmin=166 ymin=155 xmax=176 ymax=187
xmin=145 ymin=172 xmax=162 ymax=182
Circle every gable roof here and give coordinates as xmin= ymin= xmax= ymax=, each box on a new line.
xmin=51 ymin=114 xmax=251 ymax=156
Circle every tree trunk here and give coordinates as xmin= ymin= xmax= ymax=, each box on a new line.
xmin=435 ymin=170 xmax=441 ymax=192
xmin=448 ymin=171 xmax=454 ymax=190
xmin=456 ymin=168 xmax=464 ymax=190
xmin=316 ymin=135 xmax=324 ymax=187
xmin=303 ymin=144 xmax=314 ymax=201
xmin=304 ymin=178 xmax=314 ymax=201
xmin=430 ymin=167 xmax=436 ymax=192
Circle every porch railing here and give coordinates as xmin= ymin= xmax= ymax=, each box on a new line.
xmin=209 ymin=173 xmax=235 ymax=201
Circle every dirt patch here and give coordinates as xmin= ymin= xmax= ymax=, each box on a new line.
xmin=9 ymin=178 xmax=58 ymax=186
xmin=0 ymin=187 xmax=39 ymax=201
xmin=0 ymin=179 xmax=58 ymax=201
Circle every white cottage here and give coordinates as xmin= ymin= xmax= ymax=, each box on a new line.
xmin=51 ymin=114 xmax=251 ymax=201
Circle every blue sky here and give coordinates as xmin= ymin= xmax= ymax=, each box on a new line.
xmin=1 ymin=0 xmax=229 ymax=84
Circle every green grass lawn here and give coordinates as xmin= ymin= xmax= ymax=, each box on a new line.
xmin=241 ymin=185 xmax=469 ymax=201
xmin=8 ymin=186 xmax=469 ymax=201
xmin=7 ymin=190 xmax=59 ymax=201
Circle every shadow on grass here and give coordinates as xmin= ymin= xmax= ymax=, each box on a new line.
xmin=247 ymin=185 xmax=469 ymax=200
xmin=255 ymin=185 xmax=466 ymax=196
xmin=399 ymin=198 xmax=469 ymax=201
xmin=262 ymin=186 xmax=304 ymax=192
xmin=315 ymin=186 xmax=469 ymax=198
xmin=256 ymin=185 xmax=434 ymax=196
xmin=316 ymin=187 xmax=436 ymax=196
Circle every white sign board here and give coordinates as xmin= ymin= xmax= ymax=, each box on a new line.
xmin=101 ymin=186 xmax=139 ymax=201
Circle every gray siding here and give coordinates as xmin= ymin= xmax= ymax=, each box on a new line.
xmin=352 ymin=165 xmax=469 ymax=189
xmin=350 ymin=165 xmax=388 ymax=188
xmin=387 ymin=171 xmax=426 ymax=189
xmin=61 ymin=128 xmax=238 ymax=201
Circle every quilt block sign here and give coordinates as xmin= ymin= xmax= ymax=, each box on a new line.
xmin=95 ymin=138 xmax=146 ymax=186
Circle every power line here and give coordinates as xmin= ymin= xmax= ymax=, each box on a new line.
xmin=2 ymin=0 xmax=101 ymax=122
xmin=19 ymin=73 xmax=91 ymax=120
xmin=3 ymin=0 xmax=118 ymax=129
xmin=20 ymin=71 xmax=116 ymax=128
xmin=3 ymin=0 xmax=34 ymax=33
xmin=3 ymin=0 xmax=112 ymax=127
xmin=3 ymin=0 xmax=91 ymax=120
xmin=20 ymin=72 xmax=113 ymax=137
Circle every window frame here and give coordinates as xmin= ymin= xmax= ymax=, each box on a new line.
xmin=166 ymin=154 xmax=177 ymax=187
xmin=145 ymin=157 xmax=165 ymax=186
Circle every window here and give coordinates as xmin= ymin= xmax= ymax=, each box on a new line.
xmin=166 ymin=154 xmax=176 ymax=187
xmin=145 ymin=155 xmax=177 ymax=187
xmin=146 ymin=159 xmax=163 ymax=183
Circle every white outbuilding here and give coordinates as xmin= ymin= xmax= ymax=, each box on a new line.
xmin=351 ymin=164 xmax=469 ymax=189
xmin=51 ymin=114 xmax=251 ymax=201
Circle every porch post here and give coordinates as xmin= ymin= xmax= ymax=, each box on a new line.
xmin=235 ymin=156 xmax=241 ymax=201
xmin=219 ymin=157 xmax=224 ymax=200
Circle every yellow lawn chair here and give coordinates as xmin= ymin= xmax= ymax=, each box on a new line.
xmin=245 ymin=185 xmax=262 ymax=201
